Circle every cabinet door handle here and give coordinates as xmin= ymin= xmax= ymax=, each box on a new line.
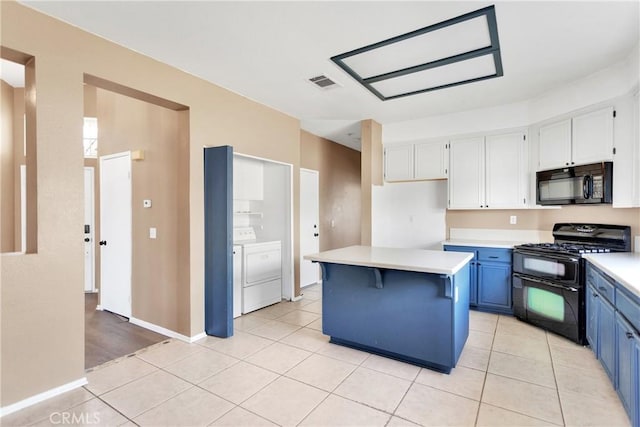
xmin=626 ymin=331 xmax=634 ymax=339
xmin=593 ymin=293 xmax=599 ymax=297
xmin=488 ymin=256 xmax=499 ymax=259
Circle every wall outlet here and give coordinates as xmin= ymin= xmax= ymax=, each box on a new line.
xmin=510 ymin=215 xmax=517 ymax=225
xmin=149 ymin=227 xmax=157 ymax=239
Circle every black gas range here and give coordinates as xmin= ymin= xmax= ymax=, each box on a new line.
xmin=512 ymin=223 xmax=631 ymax=344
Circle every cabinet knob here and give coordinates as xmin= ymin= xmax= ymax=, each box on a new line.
xmin=566 ymin=162 xmax=569 ymax=166
xmin=626 ymin=331 xmax=634 ymax=339
xmin=593 ymin=293 xmax=599 ymax=297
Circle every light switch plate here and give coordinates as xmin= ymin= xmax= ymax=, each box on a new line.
xmin=143 ymin=199 xmax=152 ymax=208
xmin=510 ymin=216 xmax=517 ymax=225
xmin=149 ymin=227 xmax=157 ymax=239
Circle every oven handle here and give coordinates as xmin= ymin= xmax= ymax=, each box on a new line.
xmin=514 ymin=249 xmax=579 ymax=263
xmin=513 ymin=273 xmax=579 ymax=292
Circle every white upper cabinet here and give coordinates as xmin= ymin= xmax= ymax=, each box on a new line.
xmin=414 ymin=140 xmax=448 ymax=180
xmin=572 ymin=107 xmax=614 ymax=166
xmin=384 ymin=144 xmax=414 ymax=182
xmin=449 ymin=132 xmax=528 ymax=210
xmin=612 ymin=94 xmax=640 ymax=208
xmin=448 ymin=137 xmax=485 ymax=209
xmin=234 ymin=156 xmax=264 ymax=200
xmin=485 ymin=132 xmax=527 ymax=209
xmin=538 ymin=107 xmax=614 ymax=171
xmin=384 ymin=140 xmax=448 ymax=182
xmin=538 ymin=119 xmax=572 ymax=170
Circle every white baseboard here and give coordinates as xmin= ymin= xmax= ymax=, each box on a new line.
xmin=129 ymin=316 xmax=204 ymax=343
xmin=0 ymin=377 xmax=87 ymax=418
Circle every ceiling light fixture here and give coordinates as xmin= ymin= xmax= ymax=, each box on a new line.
xmin=331 ymin=5 xmax=503 ymax=101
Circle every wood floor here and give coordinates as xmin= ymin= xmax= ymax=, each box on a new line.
xmin=85 ymin=293 xmax=167 ymax=369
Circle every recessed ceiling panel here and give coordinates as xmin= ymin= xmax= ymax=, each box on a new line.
xmin=371 ymin=54 xmax=497 ymax=98
xmin=332 ymin=5 xmax=503 ymax=101
xmin=341 ymin=15 xmax=491 ymax=79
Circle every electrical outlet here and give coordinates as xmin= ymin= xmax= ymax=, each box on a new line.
xmin=149 ymin=227 xmax=157 ymax=239
xmin=143 ymin=199 xmax=152 ymax=208
xmin=510 ymin=215 xmax=517 ymax=225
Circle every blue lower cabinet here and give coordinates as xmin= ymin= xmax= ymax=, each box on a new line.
xmin=477 ymin=262 xmax=512 ymax=313
xmin=616 ymin=312 xmax=639 ymax=426
xmin=599 ymin=297 xmax=616 ymax=385
xmin=587 ymin=262 xmax=640 ymax=427
xmin=443 ymin=246 xmax=512 ymax=314
xmin=586 ymin=284 xmax=599 ymax=350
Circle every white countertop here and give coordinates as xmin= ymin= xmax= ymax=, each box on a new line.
xmin=584 ymin=252 xmax=640 ymax=298
xmin=304 ymin=245 xmax=474 ymax=275
xmin=442 ymin=239 xmax=535 ymax=249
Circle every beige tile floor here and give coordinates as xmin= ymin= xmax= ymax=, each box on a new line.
xmin=3 ymin=283 xmax=632 ymax=427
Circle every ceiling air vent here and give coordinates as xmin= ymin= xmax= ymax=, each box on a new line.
xmin=308 ymin=74 xmax=341 ymax=90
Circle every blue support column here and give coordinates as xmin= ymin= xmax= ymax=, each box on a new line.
xmin=204 ymin=146 xmax=233 ymax=337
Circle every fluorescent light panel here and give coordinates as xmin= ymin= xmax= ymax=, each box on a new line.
xmin=331 ymin=5 xmax=503 ymax=101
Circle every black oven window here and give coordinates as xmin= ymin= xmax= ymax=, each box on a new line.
xmin=524 ymin=258 xmax=566 ymax=276
xmin=527 ymin=287 xmax=565 ymax=322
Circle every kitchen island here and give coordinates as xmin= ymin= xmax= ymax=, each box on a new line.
xmin=304 ymin=246 xmax=474 ymax=373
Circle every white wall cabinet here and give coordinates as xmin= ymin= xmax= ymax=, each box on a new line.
xmin=538 ymin=119 xmax=571 ymax=170
xmin=234 ymin=156 xmax=264 ymax=200
xmin=449 ymin=132 xmax=528 ymax=210
xmin=384 ymin=140 xmax=448 ymax=182
xmin=384 ymin=144 xmax=414 ymax=182
xmin=414 ymin=140 xmax=448 ymax=180
xmin=485 ymin=132 xmax=528 ymax=209
xmin=612 ymin=93 xmax=640 ymax=207
xmin=448 ymin=137 xmax=485 ymax=209
xmin=538 ymin=107 xmax=614 ymax=170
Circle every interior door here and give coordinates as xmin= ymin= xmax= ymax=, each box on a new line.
xmin=99 ymin=152 xmax=132 ymax=317
xmin=300 ymin=168 xmax=320 ymax=287
xmin=84 ymin=167 xmax=95 ymax=292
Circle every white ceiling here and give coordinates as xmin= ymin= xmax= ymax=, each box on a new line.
xmin=20 ymin=1 xmax=640 ymax=150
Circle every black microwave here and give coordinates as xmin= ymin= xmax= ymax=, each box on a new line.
xmin=536 ymin=162 xmax=612 ymax=205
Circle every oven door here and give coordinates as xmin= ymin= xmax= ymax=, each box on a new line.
xmin=512 ymin=273 xmax=584 ymax=344
xmin=513 ymin=249 xmax=580 ymax=286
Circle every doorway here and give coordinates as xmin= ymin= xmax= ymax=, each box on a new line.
xmin=300 ymin=168 xmax=320 ymax=287
xmin=99 ymin=151 xmax=132 ymax=318
xmin=84 ymin=166 xmax=96 ymax=292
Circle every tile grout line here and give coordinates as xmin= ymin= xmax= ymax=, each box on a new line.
xmin=473 ymin=315 xmax=499 ymax=426
xmin=546 ymin=332 xmax=567 ymax=426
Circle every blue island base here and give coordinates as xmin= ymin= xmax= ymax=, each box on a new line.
xmin=329 ymin=337 xmax=455 ymax=373
xmin=319 ymin=262 xmax=471 ymax=374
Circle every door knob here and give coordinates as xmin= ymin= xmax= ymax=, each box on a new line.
xmin=84 ymin=238 xmax=90 ymax=242
xmin=99 ymin=240 xmax=107 ymax=246
xmin=314 ymin=233 xmax=319 ymax=237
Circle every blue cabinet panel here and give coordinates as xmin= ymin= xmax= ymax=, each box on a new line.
xmin=599 ymin=296 xmax=616 ymax=385
xmin=443 ymin=246 xmax=478 ymax=306
xmin=586 ymin=284 xmax=599 ymax=350
xmin=478 ymin=262 xmax=512 ymax=311
xmin=616 ymin=312 xmax=638 ymax=422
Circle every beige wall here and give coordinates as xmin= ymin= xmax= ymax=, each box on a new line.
xmin=0 ymin=1 xmax=300 ymax=407
xmin=96 ymin=88 xmax=190 ymax=335
xmin=447 ymin=206 xmax=640 ymax=240
xmin=1 ymin=79 xmax=15 ymax=251
xmin=300 ymin=131 xmax=361 ymax=251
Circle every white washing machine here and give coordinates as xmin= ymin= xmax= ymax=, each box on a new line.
xmin=233 ymin=227 xmax=282 ymax=314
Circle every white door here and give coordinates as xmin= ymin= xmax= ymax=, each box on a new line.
xmin=100 ymin=152 xmax=132 ymax=317
xmin=84 ymin=167 xmax=96 ymax=292
xmin=300 ymin=168 xmax=320 ymax=287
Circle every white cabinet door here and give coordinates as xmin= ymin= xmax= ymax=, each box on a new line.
xmin=572 ymin=106 xmax=614 ymax=166
xmin=448 ymin=137 xmax=485 ymax=209
xmin=485 ymin=132 xmax=527 ymax=209
xmin=414 ymin=140 xmax=448 ymax=180
xmin=384 ymin=145 xmax=414 ymax=182
xmin=539 ymin=119 xmax=572 ymax=170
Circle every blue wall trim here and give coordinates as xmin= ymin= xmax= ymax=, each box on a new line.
xmin=204 ymin=146 xmax=233 ymax=338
